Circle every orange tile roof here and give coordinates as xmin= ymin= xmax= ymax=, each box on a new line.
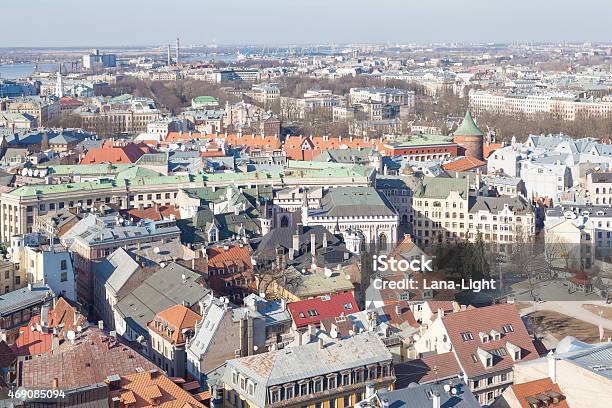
xmin=148 ymin=305 xmax=201 ymax=344
xmin=282 ymin=135 xmax=384 ymax=161
xmin=12 ymin=315 xmax=52 ymax=357
xmin=484 ymin=142 xmax=503 ymax=159
xmin=80 ymin=141 xmax=156 ymax=164
xmin=509 ymin=378 xmax=569 ymax=408
xmin=108 ymin=370 xmax=206 ymax=408
xmin=206 ymin=244 xmax=252 ymax=270
xmin=164 ymin=132 xmax=281 ymax=152
xmin=123 ymin=205 xmax=180 ymax=222
xmin=442 ymin=156 xmax=487 ymax=172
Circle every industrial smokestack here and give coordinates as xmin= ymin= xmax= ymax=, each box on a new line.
xmin=176 ymin=37 xmax=180 ymax=65
xmin=167 ymin=43 xmax=171 ymax=66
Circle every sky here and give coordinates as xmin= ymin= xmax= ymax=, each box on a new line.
xmin=4 ymin=0 xmax=612 ymax=47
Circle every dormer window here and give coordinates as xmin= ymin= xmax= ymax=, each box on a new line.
xmin=479 ymin=332 xmax=489 ymax=343
xmin=477 ymin=347 xmax=494 ymax=368
xmin=284 ymin=383 xmax=294 ymax=399
xmin=490 ymin=329 xmax=501 ymax=341
xmin=502 ymin=324 xmax=514 ymax=333
xmin=506 ymin=342 xmax=522 ymax=361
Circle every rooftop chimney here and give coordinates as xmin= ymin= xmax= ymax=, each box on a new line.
xmin=318 ymin=337 xmax=324 ymax=350
xmin=432 ymin=391 xmax=441 ymax=408
xmin=547 ymin=351 xmax=557 ymax=383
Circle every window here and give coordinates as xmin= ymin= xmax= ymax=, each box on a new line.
xmin=60 ymin=271 xmax=68 ymax=282
xmin=502 ymin=324 xmax=514 ymax=333
xmin=60 ymin=260 xmax=67 ymax=270
xmin=460 ymin=331 xmax=474 ymax=341
xmin=343 ymin=396 xmax=351 ymax=407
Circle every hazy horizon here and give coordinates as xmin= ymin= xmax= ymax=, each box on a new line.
xmin=4 ymin=0 xmax=612 ymax=48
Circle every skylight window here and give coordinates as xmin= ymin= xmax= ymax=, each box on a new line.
xmin=461 ymin=331 xmax=474 ymax=341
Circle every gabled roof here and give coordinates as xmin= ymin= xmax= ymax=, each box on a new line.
xmin=148 ymin=304 xmax=201 ymax=344
xmin=442 ymin=156 xmax=486 ymax=172
xmin=507 ymin=377 xmax=569 ymax=408
xmin=17 ymin=328 xmax=157 ymax=390
xmin=107 ymin=370 xmax=206 ymax=408
xmin=287 ymin=292 xmax=358 ymax=328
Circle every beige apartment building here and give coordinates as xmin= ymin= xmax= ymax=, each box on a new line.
xmin=3 ymin=98 xmax=60 ymax=126
xmin=81 ymin=109 xmax=161 ymax=134
xmin=412 ymin=177 xmax=535 ymax=247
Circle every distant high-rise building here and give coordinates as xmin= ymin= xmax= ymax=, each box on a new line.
xmin=167 ymin=43 xmax=171 ymax=66
xmin=82 ymin=49 xmax=117 ymax=70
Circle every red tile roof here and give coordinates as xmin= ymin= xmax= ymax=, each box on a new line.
xmin=394 ymin=352 xmax=462 ymax=387
xmin=17 ymin=328 xmax=157 ymax=390
xmin=509 ymin=377 xmax=569 ymax=408
xmin=287 ymin=292 xmax=359 ymax=329
xmin=107 ymin=370 xmax=206 ymax=408
xmin=59 ymin=96 xmax=84 ymax=108
xmin=380 ymin=302 xmax=419 ymax=329
xmin=442 ymin=303 xmax=538 ymax=378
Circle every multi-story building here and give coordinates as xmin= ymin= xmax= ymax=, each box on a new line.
xmin=303 ymin=186 xmax=399 ymax=246
xmin=11 ymin=238 xmax=76 ymax=301
xmin=82 ymin=49 xmax=117 ymax=69
xmin=62 ymin=213 xmax=181 ymax=304
xmin=512 ymin=337 xmax=612 ymax=408
xmin=414 ymin=303 xmax=539 ymax=406
xmin=2 ymin=97 xmax=59 ymax=126
xmin=148 ymin=304 xmax=201 ymax=378
xmin=0 ymin=163 xmax=373 ymax=243
xmin=0 ymin=259 xmax=22 ymax=295
xmin=412 ymin=177 xmax=535 ymax=247
xmin=186 ymin=297 xmax=267 ymax=384
xmin=349 ymin=87 xmax=415 ymax=106
xmin=585 ymin=171 xmax=612 ymax=205
xmin=469 ymin=89 xmax=612 ymax=121
xmin=0 ymin=283 xmax=54 ymax=344
xmin=221 ymin=331 xmax=395 ymax=408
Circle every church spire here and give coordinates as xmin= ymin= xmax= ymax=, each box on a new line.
xmin=55 ymin=63 xmax=64 ymax=98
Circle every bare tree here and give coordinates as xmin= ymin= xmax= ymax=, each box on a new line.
xmin=253 ymin=260 xmax=303 ymax=299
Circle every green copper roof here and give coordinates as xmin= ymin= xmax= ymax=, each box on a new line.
xmin=389 ymin=134 xmax=454 ymax=148
xmin=454 ymin=110 xmax=484 ymax=137
xmin=192 ymin=96 xmax=219 ymax=105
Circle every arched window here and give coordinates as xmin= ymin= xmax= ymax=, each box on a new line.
xmin=280 ymin=215 xmax=289 ymax=228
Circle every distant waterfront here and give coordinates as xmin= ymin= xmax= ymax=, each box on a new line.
xmin=0 ymin=63 xmax=56 ymax=79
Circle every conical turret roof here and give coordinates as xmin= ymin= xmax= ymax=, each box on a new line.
xmin=454 ymin=110 xmax=484 ymax=136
